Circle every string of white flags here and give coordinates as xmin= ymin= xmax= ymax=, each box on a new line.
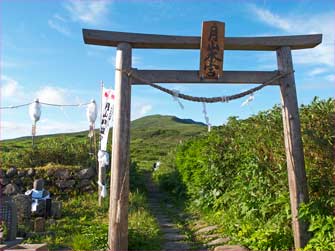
xmin=1 ymin=82 xmax=256 ymax=202
xmin=0 ymin=83 xmax=116 ymax=202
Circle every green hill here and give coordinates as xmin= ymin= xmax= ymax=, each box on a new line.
xmin=0 ymin=115 xmax=206 ymax=169
xmin=130 ymin=115 xmax=206 ymax=167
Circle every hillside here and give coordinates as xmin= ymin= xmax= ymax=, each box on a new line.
xmin=130 ymin=115 xmax=206 ymax=167
xmin=0 ymin=115 xmax=206 ymax=169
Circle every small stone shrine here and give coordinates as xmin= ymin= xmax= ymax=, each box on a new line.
xmin=12 ymin=194 xmax=31 ymax=226
xmin=25 ymin=179 xmax=51 ymax=218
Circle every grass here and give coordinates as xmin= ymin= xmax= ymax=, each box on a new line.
xmin=24 ymin=179 xmax=161 ymax=250
xmin=1 ymin=115 xmax=206 ymax=250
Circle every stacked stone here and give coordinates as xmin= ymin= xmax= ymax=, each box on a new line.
xmin=2 ymin=166 xmax=97 ymax=196
xmin=0 ymin=198 xmax=18 ymax=241
xmin=12 ymin=194 xmax=31 ymax=226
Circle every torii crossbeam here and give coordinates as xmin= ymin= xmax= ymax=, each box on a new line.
xmin=82 ymin=25 xmax=322 ymax=251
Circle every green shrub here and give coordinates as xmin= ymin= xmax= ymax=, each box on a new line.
xmin=160 ymin=97 xmax=334 ymax=250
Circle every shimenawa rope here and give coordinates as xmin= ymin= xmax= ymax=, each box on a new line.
xmin=117 ymin=68 xmax=294 ymax=103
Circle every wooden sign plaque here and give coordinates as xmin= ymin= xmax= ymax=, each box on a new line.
xmin=199 ymin=21 xmax=225 ymax=79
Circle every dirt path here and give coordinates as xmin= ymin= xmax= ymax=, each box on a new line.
xmin=145 ymin=172 xmax=193 ymax=250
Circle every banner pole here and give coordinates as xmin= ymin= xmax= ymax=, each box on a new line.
xmin=98 ymin=80 xmax=104 ymax=206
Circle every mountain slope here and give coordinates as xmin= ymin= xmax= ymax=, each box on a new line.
xmin=0 ymin=115 xmax=206 ymax=169
xmin=130 ymin=115 xmax=206 ymax=167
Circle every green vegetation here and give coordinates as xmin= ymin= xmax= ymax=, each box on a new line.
xmin=154 ymin=97 xmax=334 ymax=250
xmin=1 ymin=115 xmax=204 ymax=250
xmin=2 ymin=99 xmax=333 ymax=250
xmin=1 ymin=115 xmax=205 ymax=170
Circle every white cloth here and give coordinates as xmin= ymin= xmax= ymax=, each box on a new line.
xmin=25 ymin=189 xmax=50 ymax=212
xmin=98 ymin=181 xmax=107 ymax=198
xmin=98 ymin=150 xmax=109 ymax=167
xmin=172 ymin=90 xmax=184 ymax=109
xmin=86 ymin=100 xmax=98 ymax=125
xmin=29 ymin=99 xmax=41 ymax=123
xmin=241 ymin=93 xmax=254 ymax=107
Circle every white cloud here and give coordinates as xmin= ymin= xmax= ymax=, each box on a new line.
xmin=65 ymin=0 xmax=110 ymax=25
xmin=35 ymin=86 xmax=70 ymax=104
xmin=0 ymin=121 xmax=30 ymax=140
xmin=0 ymin=75 xmax=24 ymax=98
xmin=2 ymin=60 xmax=20 ymax=69
xmin=308 ymin=67 xmax=328 ymax=76
xmin=250 ymin=6 xmax=292 ymax=31
xmin=249 ymin=5 xmax=334 ymax=67
xmin=48 ymin=14 xmax=71 ymax=36
xmin=324 ymin=74 xmax=335 ymax=82
xmin=0 ymin=120 xmax=88 ymax=140
xmin=54 ymin=14 xmax=67 ymax=23
xmin=132 ymin=102 xmax=152 ymax=120
xmin=38 ymin=120 xmax=88 ymax=135
xmin=48 ymin=19 xmax=71 ymax=36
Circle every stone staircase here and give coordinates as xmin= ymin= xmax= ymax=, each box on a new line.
xmin=144 ymin=172 xmax=249 ymax=251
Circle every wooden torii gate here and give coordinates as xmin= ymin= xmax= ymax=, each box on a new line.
xmin=82 ymin=23 xmax=322 ymax=251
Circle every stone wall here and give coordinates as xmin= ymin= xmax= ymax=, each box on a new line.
xmin=0 ymin=165 xmax=98 ymax=198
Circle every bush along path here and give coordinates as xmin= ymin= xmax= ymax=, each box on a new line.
xmin=145 ymin=172 xmax=247 ymax=251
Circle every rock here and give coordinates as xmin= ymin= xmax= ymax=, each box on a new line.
xmin=17 ymin=169 xmax=26 ymax=177
xmin=161 ymin=228 xmax=180 ymax=234
xmin=8 ymin=244 xmax=48 ymax=251
xmin=12 ymin=194 xmax=32 ymax=225
xmin=14 ymin=177 xmax=23 ymax=187
xmin=195 ymin=225 xmax=218 ymax=234
xmin=34 ymin=217 xmax=45 ymax=232
xmin=27 ymin=168 xmax=35 ymax=177
xmin=33 ymin=179 xmax=45 ymax=190
xmin=160 ymin=223 xmax=176 ymax=228
xmin=202 ymin=233 xmax=220 ymax=240
xmin=6 ymin=167 xmax=17 ymax=178
xmin=78 ymin=179 xmax=91 ymax=188
xmin=192 ymin=221 xmax=207 ymax=230
xmin=0 ymin=169 xmax=5 ymax=178
xmin=0 ymin=199 xmax=18 ymax=241
xmin=53 ymin=169 xmax=70 ymax=180
xmin=163 ymin=233 xmax=186 ymax=241
xmin=77 ymin=167 xmax=95 ymax=180
xmin=46 ymin=218 xmax=56 ymax=226
xmin=33 ymin=200 xmax=46 ymax=217
xmin=207 ymin=237 xmax=230 ymax=246
xmin=3 ymin=183 xmax=19 ymax=196
xmin=163 ymin=241 xmax=190 ymax=250
xmin=0 ymin=177 xmax=9 ymax=186
xmin=51 ymin=201 xmax=62 ymax=219
xmin=214 ymin=245 xmax=249 ymax=251
xmin=56 ymin=179 xmax=75 ymax=189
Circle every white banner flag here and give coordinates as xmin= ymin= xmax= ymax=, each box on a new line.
xmin=100 ymin=87 xmax=115 ymax=151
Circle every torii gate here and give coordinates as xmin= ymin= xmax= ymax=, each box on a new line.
xmin=82 ymin=22 xmax=322 ymax=251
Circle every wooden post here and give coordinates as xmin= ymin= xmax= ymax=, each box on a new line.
xmin=98 ymin=82 xmax=103 ymax=207
xmin=276 ymin=46 xmax=309 ymax=249
xmin=108 ymin=42 xmax=132 ymax=251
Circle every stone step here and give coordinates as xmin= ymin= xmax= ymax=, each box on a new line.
xmin=207 ymin=237 xmax=230 ymax=246
xmin=195 ymin=225 xmax=218 ymax=234
xmin=158 ymin=219 xmax=171 ymax=225
xmin=163 ymin=241 xmax=190 ymax=250
xmin=161 ymin=223 xmax=177 ymax=228
xmin=161 ymin=228 xmax=180 ymax=234
xmin=163 ymin=233 xmax=187 ymax=241
xmin=201 ymin=233 xmax=220 ymax=240
xmin=191 ymin=221 xmax=207 ymax=230
xmin=214 ymin=245 xmax=249 ymax=251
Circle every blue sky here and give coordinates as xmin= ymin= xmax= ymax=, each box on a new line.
xmin=1 ymin=0 xmax=334 ymax=139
